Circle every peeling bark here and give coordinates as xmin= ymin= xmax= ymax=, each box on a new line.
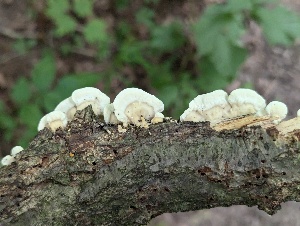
xmin=1 ymin=107 xmax=300 ymax=226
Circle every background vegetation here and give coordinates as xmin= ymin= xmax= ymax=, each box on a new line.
xmin=1 ymin=0 xmax=300 ymax=154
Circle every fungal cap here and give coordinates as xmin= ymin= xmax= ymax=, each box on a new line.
xmin=265 ymin=101 xmax=288 ymax=123
xmin=113 ymin=88 xmax=164 ymax=124
xmin=71 ymin=87 xmax=110 ymax=115
xmin=180 ymin=108 xmax=206 ymax=122
xmin=1 ymin=155 xmax=15 ymax=166
xmin=297 ymin=109 xmax=300 ymax=117
xmin=189 ymin=90 xmax=229 ymax=111
xmin=228 ymin=88 xmax=266 ymax=116
xmin=151 ymin=112 xmax=164 ymax=124
xmin=183 ymin=90 xmax=231 ymax=123
xmin=11 ymin=146 xmax=24 ymax=157
xmin=54 ymin=97 xmax=77 ymax=120
xmin=103 ymin=103 xmax=120 ymax=124
xmin=38 ymin=110 xmax=68 ymax=132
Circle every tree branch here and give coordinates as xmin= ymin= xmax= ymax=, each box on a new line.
xmin=1 ymin=107 xmax=299 ymax=225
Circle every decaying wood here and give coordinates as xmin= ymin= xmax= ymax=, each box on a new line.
xmin=1 ymin=106 xmax=300 ymax=225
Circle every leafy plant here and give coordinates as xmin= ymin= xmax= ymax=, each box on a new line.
xmin=3 ymin=0 xmax=300 ymax=151
xmin=193 ymin=0 xmax=300 ymax=92
xmin=0 ymin=50 xmax=102 ymax=147
xmin=45 ymin=0 xmax=110 ymax=58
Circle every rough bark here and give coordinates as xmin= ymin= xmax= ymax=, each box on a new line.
xmin=1 ymin=107 xmax=300 ymax=226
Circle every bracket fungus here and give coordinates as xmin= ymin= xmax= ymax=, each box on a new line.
xmin=1 ymin=87 xmax=292 ymax=167
xmin=180 ymin=90 xmax=231 ymax=124
xmin=113 ymin=88 xmax=164 ymax=127
xmin=54 ymin=97 xmax=77 ymax=120
xmin=297 ymin=109 xmax=300 ymax=117
xmin=265 ymin=101 xmax=288 ymax=124
xmin=151 ymin=112 xmax=165 ymax=124
xmin=10 ymin=146 xmax=24 ymax=157
xmin=103 ymin=103 xmax=120 ymax=124
xmin=71 ymin=87 xmax=110 ymax=116
xmin=1 ymin=155 xmax=15 ymax=166
xmin=227 ymin=88 xmax=266 ymax=117
xmin=38 ymin=110 xmax=68 ymax=132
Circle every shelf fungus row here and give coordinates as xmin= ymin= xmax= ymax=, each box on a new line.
xmin=38 ymin=87 xmax=110 ymax=132
xmin=38 ymin=87 xmax=165 ymax=132
xmin=1 ymin=87 xmax=292 ymax=166
xmin=2 ymin=87 xmax=165 ymax=166
xmin=1 ymin=146 xmax=23 ymax=166
xmin=180 ymin=89 xmax=288 ymax=129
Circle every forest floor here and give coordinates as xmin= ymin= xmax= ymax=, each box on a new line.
xmin=1 ymin=0 xmax=300 ymax=225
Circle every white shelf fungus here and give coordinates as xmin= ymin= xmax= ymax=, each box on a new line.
xmin=71 ymin=87 xmax=110 ymax=115
xmin=54 ymin=97 xmax=77 ymax=120
xmin=10 ymin=146 xmax=24 ymax=157
xmin=180 ymin=108 xmax=206 ymax=122
xmin=1 ymin=155 xmax=15 ymax=166
xmin=104 ymin=103 xmax=120 ymax=124
xmin=265 ymin=101 xmax=288 ymax=124
xmin=113 ymin=88 xmax=164 ymax=127
xmin=151 ymin=112 xmax=164 ymax=124
xmin=297 ymin=109 xmax=300 ymax=117
xmin=180 ymin=90 xmax=230 ymax=124
xmin=227 ymin=88 xmax=266 ymax=117
xmin=38 ymin=110 xmax=68 ymax=132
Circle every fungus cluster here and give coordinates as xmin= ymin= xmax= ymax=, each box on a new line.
xmin=180 ymin=90 xmax=230 ymax=124
xmin=1 ymin=87 xmax=293 ymax=166
xmin=180 ymin=88 xmax=288 ymax=125
xmin=1 ymin=146 xmax=23 ymax=166
xmin=112 ymin=88 xmax=164 ymax=127
xmin=38 ymin=87 xmax=110 ymax=132
xmin=1 ymin=87 xmax=165 ymax=166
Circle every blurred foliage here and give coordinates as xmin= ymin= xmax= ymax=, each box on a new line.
xmin=1 ymin=0 xmax=300 ymax=150
xmin=0 ymin=50 xmax=102 ymax=147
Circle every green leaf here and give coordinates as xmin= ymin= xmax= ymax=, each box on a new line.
xmin=43 ymin=91 xmax=64 ymax=112
xmin=116 ymin=21 xmax=132 ymax=41
xmin=0 ymin=113 xmax=16 ymax=141
xmin=60 ymin=43 xmax=73 ymax=55
xmin=145 ymin=62 xmax=173 ymax=89
xmin=150 ymin=21 xmax=185 ymax=52
xmin=46 ymin=0 xmax=76 ymax=36
xmin=46 ymin=0 xmax=70 ymax=18
xmin=83 ymin=19 xmax=108 ymax=44
xmin=13 ymin=39 xmax=37 ymax=54
xmin=224 ymin=0 xmax=252 ymax=13
xmin=210 ymin=36 xmax=247 ymax=75
xmin=158 ymin=85 xmax=179 ymax=109
xmin=10 ymin=77 xmax=32 ymax=106
xmin=31 ymin=50 xmax=56 ymax=91
xmin=115 ymin=0 xmax=130 ymax=10
xmin=197 ymin=58 xmax=232 ymax=92
xmin=136 ymin=7 xmax=155 ymax=28
xmin=118 ymin=40 xmax=146 ymax=65
xmin=73 ymin=0 xmax=94 ymax=17
xmin=0 ymin=113 xmax=16 ymax=131
xmin=193 ymin=9 xmax=245 ymax=55
xmin=19 ymin=104 xmax=43 ymax=129
xmin=54 ymin=14 xmax=77 ymax=36
xmin=255 ymin=6 xmax=300 ymax=45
